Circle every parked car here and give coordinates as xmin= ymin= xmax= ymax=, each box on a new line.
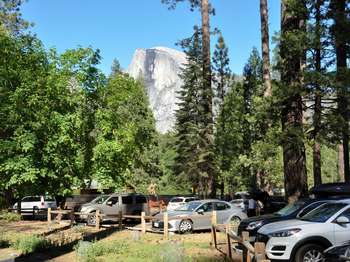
xmin=13 ymin=196 xmax=57 ymax=216
xmin=238 ymin=198 xmax=331 ymax=241
xmin=167 ymin=196 xmax=199 ymax=211
xmin=257 ymin=199 xmax=350 ymax=262
xmin=324 ymin=241 xmax=350 ymax=262
xmin=79 ymin=193 xmax=149 ymax=225
xmin=152 ymin=199 xmax=247 ymax=234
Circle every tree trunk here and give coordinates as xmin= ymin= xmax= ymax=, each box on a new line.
xmin=338 ymin=144 xmax=345 ymax=182
xmin=332 ymin=0 xmax=350 ymax=183
xmin=201 ymin=0 xmax=216 ymax=197
xmin=312 ymin=0 xmax=322 ymax=187
xmin=280 ymin=0 xmax=308 ymax=202
xmin=260 ymin=0 xmax=272 ymax=97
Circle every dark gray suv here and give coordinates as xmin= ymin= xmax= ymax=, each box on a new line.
xmin=79 ymin=193 xmax=149 ymax=224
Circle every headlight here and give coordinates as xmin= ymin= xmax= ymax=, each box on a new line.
xmin=246 ymin=221 xmax=264 ymax=230
xmin=268 ymin=228 xmax=301 ymax=237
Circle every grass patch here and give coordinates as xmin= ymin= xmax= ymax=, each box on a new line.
xmin=75 ymin=240 xmax=128 ymax=262
xmin=13 ymin=234 xmax=48 ymax=255
xmin=0 ymin=211 xmax=21 ymax=222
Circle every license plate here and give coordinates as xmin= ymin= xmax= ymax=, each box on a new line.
xmin=154 ymin=222 xmax=159 ymax=227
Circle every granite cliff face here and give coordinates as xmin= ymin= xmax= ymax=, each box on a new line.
xmin=127 ymin=47 xmax=187 ymax=134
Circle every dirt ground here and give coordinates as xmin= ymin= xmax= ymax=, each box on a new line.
xmin=0 ymin=221 xmax=242 ymax=262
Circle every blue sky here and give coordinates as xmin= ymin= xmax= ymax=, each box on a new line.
xmin=21 ymin=0 xmax=280 ymax=75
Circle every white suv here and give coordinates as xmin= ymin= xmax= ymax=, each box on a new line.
xmin=13 ymin=196 xmax=57 ymax=216
xmin=257 ymin=199 xmax=350 ymax=262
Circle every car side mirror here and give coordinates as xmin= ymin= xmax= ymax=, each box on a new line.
xmin=106 ymin=201 xmax=113 ymax=206
xmin=197 ymin=209 xmax=204 ymax=215
xmin=336 ymin=216 xmax=350 ymax=225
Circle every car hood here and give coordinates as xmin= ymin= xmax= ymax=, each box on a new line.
xmin=154 ymin=211 xmax=193 ymax=220
xmin=241 ymin=214 xmax=277 ymax=224
xmin=80 ymin=203 xmax=100 ymax=210
xmin=258 ymin=219 xmax=315 ymax=234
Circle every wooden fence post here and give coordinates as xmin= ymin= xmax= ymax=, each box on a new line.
xmin=118 ymin=210 xmax=123 ymax=230
xmin=163 ymin=212 xmax=168 ymax=240
xmin=70 ymin=209 xmax=75 ymax=226
xmin=95 ymin=210 xmax=100 ymax=230
xmin=225 ymin=224 xmax=232 ymax=259
xmin=141 ymin=212 xmax=146 ymax=234
xmin=47 ymin=208 xmax=51 ymax=223
xmin=254 ymin=242 xmax=266 ymax=262
xmin=211 ymin=211 xmax=217 ymax=245
xmin=241 ymin=231 xmax=250 ymax=262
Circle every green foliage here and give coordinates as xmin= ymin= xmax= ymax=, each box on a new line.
xmin=13 ymin=235 xmax=48 ymax=255
xmin=0 ymin=211 xmax=21 ymax=222
xmin=93 ymin=74 xmax=156 ymax=191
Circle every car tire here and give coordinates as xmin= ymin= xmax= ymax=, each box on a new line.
xmin=179 ymin=219 xmax=193 ymax=234
xmin=294 ymin=244 xmax=325 ymax=262
xmin=230 ymin=216 xmax=241 ymax=226
xmin=87 ymin=211 xmax=97 ymax=225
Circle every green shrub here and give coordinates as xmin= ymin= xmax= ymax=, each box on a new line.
xmin=0 ymin=211 xmax=21 ymax=222
xmin=13 ymin=235 xmax=48 ymax=255
xmin=74 ymin=240 xmax=128 ymax=262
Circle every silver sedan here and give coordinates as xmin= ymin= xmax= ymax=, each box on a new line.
xmin=152 ymin=199 xmax=247 ymax=233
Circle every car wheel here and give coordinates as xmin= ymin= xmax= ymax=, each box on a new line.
xmin=179 ymin=220 xmax=193 ymax=234
xmin=295 ymin=244 xmax=325 ymax=262
xmin=230 ymin=216 xmax=241 ymax=226
xmin=87 ymin=212 xmax=97 ymax=225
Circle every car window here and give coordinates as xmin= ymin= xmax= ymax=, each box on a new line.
xmin=21 ymin=197 xmax=32 ymax=202
xmin=135 ymin=195 xmax=147 ymax=204
xmin=200 ymin=202 xmax=213 ymax=212
xmin=107 ymin=197 xmax=119 ymax=205
xmin=122 ymin=196 xmax=133 ymax=204
xmin=185 ymin=198 xmax=198 ymax=202
xmin=92 ymin=195 xmax=109 ymax=204
xmin=175 ymin=201 xmax=201 ymax=211
xmin=215 ymin=202 xmax=230 ymax=211
xmin=298 ymin=202 xmax=325 ymax=217
xmin=170 ymin=198 xmax=183 ymax=203
xmin=301 ymin=203 xmax=347 ymax=223
xmin=338 ymin=208 xmax=350 ymax=221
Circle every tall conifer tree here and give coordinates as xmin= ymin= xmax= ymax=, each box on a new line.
xmin=280 ymin=0 xmax=308 ymax=201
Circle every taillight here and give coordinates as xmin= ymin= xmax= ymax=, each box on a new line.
xmin=40 ymin=196 xmax=45 ymax=207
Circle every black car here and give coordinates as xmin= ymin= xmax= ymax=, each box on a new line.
xmin=237 ymin=198 xmax=330 ymax=241
xmin=324 ymin=242 xmax=350 ymax=262
xmin=310 ymin=183 xmax=350 ymax=198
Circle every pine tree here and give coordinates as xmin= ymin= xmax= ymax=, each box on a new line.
xmin=110 ymin=58 xmax=122 ymax=78
xmin=174 ymin=27 xmax=204 ymax=195
xmin=260 ymin=0 xmax=272 ymax=97
xmin=329 ymin=0 xmax=350 ymax=183
xmin=162 ymin=0 xmax=216 ymax=197
xmin=279 ymin=0 xmax=308 ymax=201
xmin=213 ymin=34 xmax=231 ymax=108
xmin=212 ymin=34 xmax=232 ymax=197
xmin=307 ymin=0 xmax=327 ymax=186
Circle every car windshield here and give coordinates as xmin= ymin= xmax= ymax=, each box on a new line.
xmin=300 ymin=203 xmax=347 ymax=223
xmin=91 ymin=195 xmax=108 ymax=204
xmin=274 ymin=201 xmax=305 ymax=216
xmin=175 ymin=201 xmax=201 ymax=211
